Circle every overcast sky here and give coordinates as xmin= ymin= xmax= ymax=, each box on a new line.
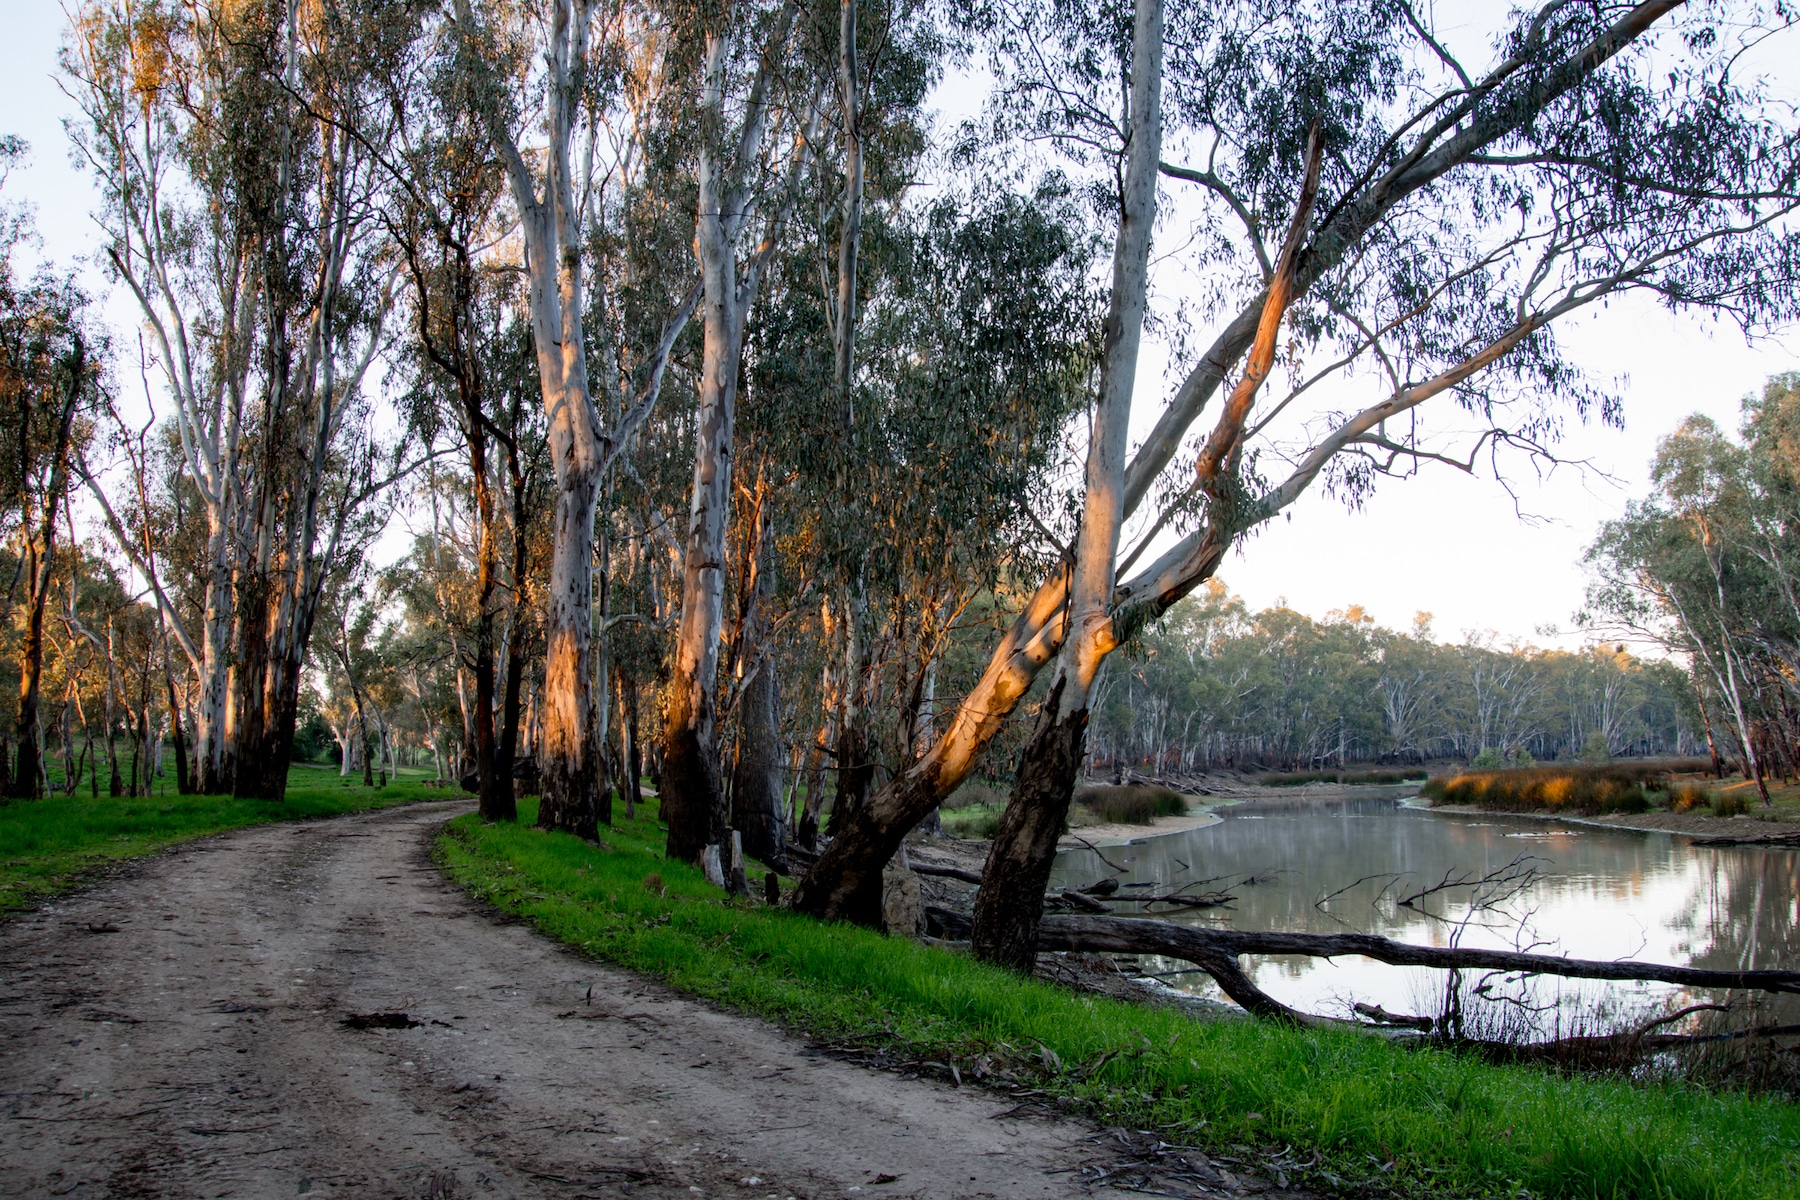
xmin=5 ymin=4 xmax=1797 ymax=649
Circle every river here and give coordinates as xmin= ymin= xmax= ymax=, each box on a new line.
xmin=1048 ymin=792 xmax=1800 ymax=1033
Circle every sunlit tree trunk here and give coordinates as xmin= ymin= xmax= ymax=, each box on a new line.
xmin=662 ymin=41 xmax=743 ymax=857
xmin=661 ymin=14 xmax=809 ymax=863
xmin=970 ymin=0 xmax=1162 ymax=970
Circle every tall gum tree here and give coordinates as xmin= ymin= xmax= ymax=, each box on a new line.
xmin=454 ymin=0 xmax=697 ymax=838
xmin=969 ymin=0 xmax=1163 ymax=968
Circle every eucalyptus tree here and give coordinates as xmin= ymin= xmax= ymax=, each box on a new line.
xmin=1584 ymin=401 xmax=1800 ymax=799
xmin=658 ymin=0 xmax=865 ymax=865
xmin=0 ymin=140 xmax=103 ymax=798
xmin=798 ymin=0 xmax=1800 ymax=933
xmin=451 ymin=0 xmax=701 ymax=839
xmin=379 ymin=23 xmax=539 ymax=821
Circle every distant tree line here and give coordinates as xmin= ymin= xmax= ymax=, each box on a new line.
xmin=1084 ymin=584 xmax=1696 ymax=776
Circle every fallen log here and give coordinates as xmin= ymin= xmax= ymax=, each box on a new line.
xmin=922 ymin=907 xmax=1800 ymax=1024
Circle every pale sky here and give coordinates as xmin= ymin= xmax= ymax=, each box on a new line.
xmin=5 ymin=4 xmax=1797 ymax=649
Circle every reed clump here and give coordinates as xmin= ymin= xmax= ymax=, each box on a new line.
xmin=1420 ymin=764 xmax=1654 ymax=815
xmin=1074 ymin=784 xmax=1189 ymax=825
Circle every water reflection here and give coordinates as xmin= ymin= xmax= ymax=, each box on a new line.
xmin=1049 ymin=794 xmax=1800 ymax=1030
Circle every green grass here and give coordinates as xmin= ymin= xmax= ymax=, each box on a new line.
xmin=0 ymin=767 xmax=441 ymax=912
xmin=437 ymin=798 xmax=1800 ymax=1200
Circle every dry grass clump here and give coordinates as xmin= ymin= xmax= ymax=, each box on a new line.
xmin=1074 ymin=784 xmax=1189 ymax=825
xmin=1669 ymin=782 xmax=1713 ymax=813
xmin=1420 ymin=765 xmax=1653 ymax=815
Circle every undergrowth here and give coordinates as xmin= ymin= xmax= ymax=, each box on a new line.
xmin=1074 ymin=783 xmax=1189 ymax=824
xmin=437 ymin=798 xmax=1800 ymax=1200
xmin=0 ymin=769 xmax=438 ymax=912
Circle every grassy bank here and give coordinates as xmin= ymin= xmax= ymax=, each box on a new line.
xmin=0 ymin=768 xmax=440 ymax=913
xmin=436 ymin=799 xmax=1800 ymax=1200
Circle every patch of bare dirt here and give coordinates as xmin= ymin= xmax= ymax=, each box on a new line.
xmin=0 ymin=801 xmax=1304 ymax=1199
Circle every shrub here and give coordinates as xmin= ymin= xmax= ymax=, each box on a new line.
xmin=1711 ymin=790 xmax=1750 ymax=818
xmin=1262 ymin=767 xmax=1428 ymax=786
xmin=1669 ymin=783 xmax=1713 ymax=813
xmin=1074 ymin=784 xmax=1188 ymax=825
xmin=1262 ymin=770 xmax=1332 ymax=786
xmin=1578 ymin=732 xmax=1613 ymax=764
xmin=1343 ymin=768 xmax=1430 ymax=785
xmin=1424 ymin=765 xmax=1657 ymax=815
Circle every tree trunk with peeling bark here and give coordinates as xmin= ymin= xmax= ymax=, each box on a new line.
xmin=661 ymin=14 xmax=809 ymax=863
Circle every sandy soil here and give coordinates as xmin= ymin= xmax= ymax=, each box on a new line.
xmin=0 ymin=801 xmax=1290 ymax=1200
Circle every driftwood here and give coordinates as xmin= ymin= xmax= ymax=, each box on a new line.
xmin=922 ymin=907 xmax=1800 ymax=1025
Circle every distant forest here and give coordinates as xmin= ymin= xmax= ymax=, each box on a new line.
xmin=1086 ymin=583 xmax=1695 ymax=774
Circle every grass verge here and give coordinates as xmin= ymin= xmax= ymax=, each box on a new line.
xmin=0 ymin=768 xmax=440 ymax=913
xmin=436 ymin=797 xmax=1800 ymax=1200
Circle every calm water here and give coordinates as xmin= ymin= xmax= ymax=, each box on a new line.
xmin=1049 ymin=794 xmax=1800 ymax=1031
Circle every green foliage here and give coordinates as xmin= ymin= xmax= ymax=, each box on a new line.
xmin=1579 ymin=732 xmax=1613 ymax=764
xmin=942 ymin=779 xmax=1008 ymax=810
xmin=0 ymin=770 xmax=434 ymax=912
xmin=438 ymin=801 xmax=1800 ymax=1200
xmin=940 ymin=804 xmax=1003 ymax=839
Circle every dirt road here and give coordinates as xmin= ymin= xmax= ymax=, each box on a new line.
xmin=0 ymin=801 xmax=1173 ymax=1199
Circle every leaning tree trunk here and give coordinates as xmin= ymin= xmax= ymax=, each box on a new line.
xmin=971 ymin=0 xmax=1163 ymax=969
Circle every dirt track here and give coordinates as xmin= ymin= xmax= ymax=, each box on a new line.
xmin=0 ymin=800 xmax=1172 ymax=1199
